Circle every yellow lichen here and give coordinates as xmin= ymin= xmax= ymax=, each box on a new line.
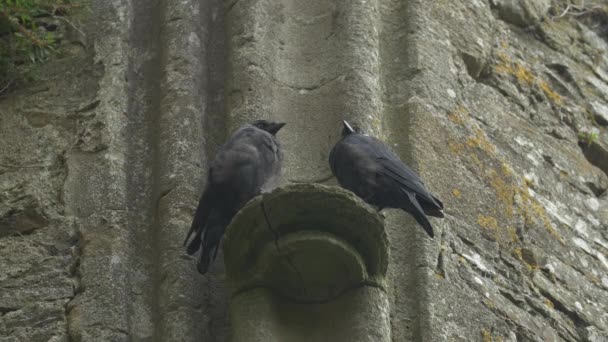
xmin=448 ymin=140 xmax=465 ymax=155
xmin=517 ymin=187 xmax=565 ymax=245
xmin=477 ymin=215 xmax=499 ymax=230
xmin=515 ymin=64 xmax=535 ymax=86
xmin=513 ymin=247 xmax=538 ymax=271
xmin=500 ymin=163 xmax=513 ymax=177
xmin=494 ymin=64 xmax=513 ymax=75
xmin=544 ymin=298 xmax=554 ymax=309
xmin=488 ymin=170 xmax=515 ymax=217
xmin=448 ymin=118 xmax=565 ymax=246
xmin=466 ymin=128 xmax=497 ymax=155
xmin=478 ymin=214 xmax=500 ymax=241
xmin=512 ymin=247 xmax=523 ymax=260
xmin=539 ymin=80 xmax=563 ymax=105
xmin=469 ymin=152 xmax=484 ymax=169
xmin=507 ymin=226 xmax=519 ymax=243
xmin=482 ymin=329 xmax=493 ymax=342
xmin=493 ymin=50 xmax=563 ymax=105
xmin=448 ymin=105 xmax=469 ymax=125
xmin=586 ymin=273 xmax=601 ymax=285
xmin=497 ymin=50 xmax=511 ymax=63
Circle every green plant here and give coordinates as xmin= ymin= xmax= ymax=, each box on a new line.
xmin=578 ymin=131 xmax=599 ymax=146
xmin=0 ymin=0 xmax=78 ymax=93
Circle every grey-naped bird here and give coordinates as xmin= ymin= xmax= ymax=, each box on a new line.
xmin=329 ymin=120 xmax=443 ymax=237
xmin=184 ymin=119 xmax=286 ymax=274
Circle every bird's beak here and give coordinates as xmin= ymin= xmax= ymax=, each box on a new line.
xmin=342 ymin=120 xmax=355 ymax=134
xmin=270 ymin=122 xmax=286 ymax=135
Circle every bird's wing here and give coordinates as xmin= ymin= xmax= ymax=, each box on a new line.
xmin=365 ymin=137 xmax=443 ymax=210
xmin=401 ymin=188 xmax=435 ymax=237
xmin=184 ymin=186 xmax=214 ymax=253
xmin=183 ymin=131 xmax=258 ymax=253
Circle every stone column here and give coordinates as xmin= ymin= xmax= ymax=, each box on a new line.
xmin=223 ymin=184 xmax=390 ymax=341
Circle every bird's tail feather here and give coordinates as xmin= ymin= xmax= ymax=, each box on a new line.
xmin=432 ymin=195 xmax=444 ymax=209
xmin=195 ymin=212 xmax=228 ymax=275
xmin=419 ymin=194 xmax=444 ymax=218
xmin=424 ymin=208 xmax=444 ymax=218
xmin=410 ymin=207 xmax=435 ymax=238
xmin=186 ymin=233 xmax=202 ymax=255
xmin=197 ymin=248 xmax=212 ymax=274
xmin=184 ymin=189 xmax=213 ymax=253
xmin=402 ymin=189 xmax=435 ymax=238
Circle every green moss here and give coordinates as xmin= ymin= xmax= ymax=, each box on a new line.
xmin=0 ymin=0 xmax=80 ymax=92
xmin=578 ymin=131 xmax=598 ymax=146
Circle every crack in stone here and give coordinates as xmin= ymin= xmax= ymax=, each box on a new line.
xmin=538 ymin=289 xmax=589 ymax=328
xmin=226 ymin=0 xmax=241 ymax=14
xmin=64 ymin=229 xmax=82 ymax=342
xmin=247 ymin=62 xmax=373 ymax=92
xmin=260 ymin=199 xmax=308 ymax=298
xmin=232 ymin=279 xmax=386 ymax=305
xmin=434 ymin=227 xmax=449 ymax=277
xmin=158 ymin=187 xmax=174 ymax=203
xmin=74 ymin=100 xmax=101 ymax=113
xmin=0 ymin=306 xmax=19 ymax=315
xmin=287 ymin=172 xmax=334 ymax=184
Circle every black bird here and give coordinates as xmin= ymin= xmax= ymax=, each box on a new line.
xmin=329 ymin=120 xmax=443 ymax=237
xmin=184 ymin=119 xmax=286 ymax=274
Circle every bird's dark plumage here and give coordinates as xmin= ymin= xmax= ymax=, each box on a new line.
xmin=329 ymin=120 xmax=443 ymax=237
xmin=184 ymin=119 xmax=285 ymax=274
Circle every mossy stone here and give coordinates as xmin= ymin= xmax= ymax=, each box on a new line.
xmin=223 ymin=183 xmax=388 ymax=303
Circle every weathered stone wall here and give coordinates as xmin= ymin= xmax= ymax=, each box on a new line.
xmin=1 ymin=0 xmax=607 ymax=341
xmin=407 ymin=0 xmax=608 ymax=340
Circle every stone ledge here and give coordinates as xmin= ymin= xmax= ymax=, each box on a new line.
xmin=223 ymin=183 xmax=388 ymax=303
